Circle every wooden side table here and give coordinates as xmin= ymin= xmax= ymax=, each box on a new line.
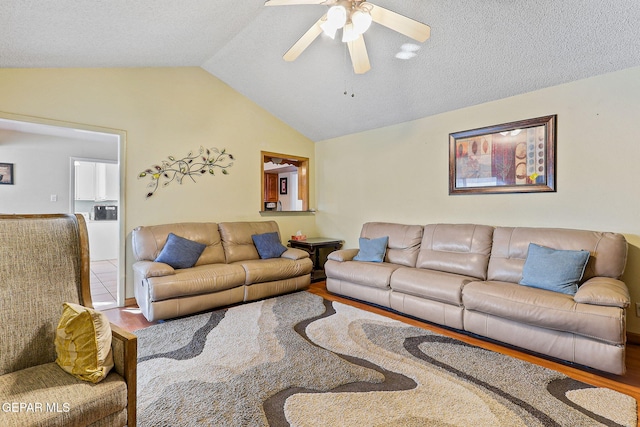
xmin=288 ymin=237 xmax=343 ymax=282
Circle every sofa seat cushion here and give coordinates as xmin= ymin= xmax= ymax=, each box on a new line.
xmin=0 ymin=362 xmax=126 ymax=426
xmin=390 ymin=267 xmax=473 ymax=306
xmin=324 ymin=260 xmax=401 ymax=290
xmin=463 ymin=281 xmax=625 ymax=345
xmin=146 ymin=263 xmax=246 ymax=302
xmin=237 ymin=257 xmax=313 ymax=285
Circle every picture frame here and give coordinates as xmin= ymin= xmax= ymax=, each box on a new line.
xmin=279 ymin=177 xmax=288 ymax=195
xmin=0 ymin=163 xmax=14 ymax=185
xmin=449 ymin=115 xmax=556 ymax=195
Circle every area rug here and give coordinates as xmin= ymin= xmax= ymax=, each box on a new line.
xmin=135 ymin=291 xmax=637 ymax=426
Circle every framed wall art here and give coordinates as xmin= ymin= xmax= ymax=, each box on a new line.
xmin=279 ymin=177 xmax=288 ymax=195
xmin=0 ymin=163 xmax=14 ymax=185
xmin=449 ymin=115 xmax=556 ymax=195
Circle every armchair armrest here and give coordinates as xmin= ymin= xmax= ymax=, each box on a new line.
xmin=574 ymin=277 xmax=630 ymax=308
xmin=281 ymin=248 xmax=310 ymax=260
xmin=133 ymin=260 xmax=175 ymax=278
xmin=328 ymin=248 xmax=359 ymax=262
xmin=110 ymin=323 xmax=137 ymax=427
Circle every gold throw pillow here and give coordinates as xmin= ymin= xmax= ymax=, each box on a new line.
xmin=55 ymin=302 xmax=114 ymax=383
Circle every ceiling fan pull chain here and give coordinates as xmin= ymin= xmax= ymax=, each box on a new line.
xmin=343 ymin=43 xmax=355 ymax=97
xmin=343 ymin=43 xmax=348 ymax=96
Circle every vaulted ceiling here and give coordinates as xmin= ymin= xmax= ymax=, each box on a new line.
xmin=2 ymin=0 xmax=640 ymax=141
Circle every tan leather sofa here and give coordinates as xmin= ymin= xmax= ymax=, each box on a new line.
xmin=132 ymin=221 xmax=313 ymax=321
xmin=325 ymin=222 xmax=630 ymax=374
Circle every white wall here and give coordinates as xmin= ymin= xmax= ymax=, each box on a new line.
xmin=278 ymin=171 xmax=299 ymax=211
xmin=316 ymin=66 xmax=640 ymax=333
xmin=0 ymin=130 xmax=117 ymax=214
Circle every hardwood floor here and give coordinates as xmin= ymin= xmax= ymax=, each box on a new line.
xmin=104 ymin=305 xmax=157 ymax=331
xmin=105 ymin=281 xmax=640 ymax=422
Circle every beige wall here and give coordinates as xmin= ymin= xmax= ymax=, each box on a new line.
xmin=316 ymin=66 xmax=640 ymax=333
xmin=0 ymin=67 xmax=317 ymax=298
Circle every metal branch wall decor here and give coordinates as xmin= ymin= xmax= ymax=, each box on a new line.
xmin=139 ymin=146 xmax=234 ymax=198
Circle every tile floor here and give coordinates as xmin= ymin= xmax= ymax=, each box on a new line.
xmin=90 ymin=259 xmax=118 ymax=310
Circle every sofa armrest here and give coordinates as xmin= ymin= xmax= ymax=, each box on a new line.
xmin=281 ymin=248 xmax=310 ymax=260
xmin=133 ymin=260 xmax=175 ymax=278
xmin=110 ymin=323 xmax=137 ymax=427
xmin=574 ymin=277 xmax=630 ymax=308
xmin=328 ymin=248 xmax=359 ymax=262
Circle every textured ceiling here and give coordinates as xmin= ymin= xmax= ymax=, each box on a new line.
xmin=2 ymin=1 xmax=640 ymax=141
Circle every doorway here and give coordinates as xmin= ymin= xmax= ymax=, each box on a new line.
xmin=0 ymin=113 xmax=126 ymax=309
xmin=72 ymin=158 xmax=120 ymax=310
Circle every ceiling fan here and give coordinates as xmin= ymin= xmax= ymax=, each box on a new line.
xmin=265 ymin=0 xmax=431 ymax=74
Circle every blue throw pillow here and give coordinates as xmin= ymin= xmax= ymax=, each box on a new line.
xmin=252 ymin=232 xmax=287 ymax=259
xmin=519 ymin=243 xmax=590 ymax=295
xmin=353 ymin=236 xmax=389 ymax=263
xmin=155 ymin=233 xmax=206 ymax=269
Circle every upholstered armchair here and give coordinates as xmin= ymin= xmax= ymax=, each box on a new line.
xmin=0 ymin=214 xmax=136 ymax=426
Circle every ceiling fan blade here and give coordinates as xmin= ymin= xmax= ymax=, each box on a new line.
xmin=347 ymin=34 xmax=371 ymax=74
xmin=369 ymin=5 xmax=431 ymax=42
xmin=283 ymin=15 xmax=325 ymax=62
xmin=265 ymin=0 xmax=327 ymax=6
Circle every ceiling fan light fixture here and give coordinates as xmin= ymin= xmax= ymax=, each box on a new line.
xmin=321 ymin=5 xmax=347 ymax=38
xmin=320 ymin=22 xmax=338 ymax=39
xmin=269 ymin=0 xmax=431 ymax=75
xmin=351 ymin=9 xmax=372 ymax=35
xmin=342 ymin=23 xmax=359 ymax=43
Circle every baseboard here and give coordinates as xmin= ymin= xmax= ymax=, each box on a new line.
xmin=627 ymin=332 xmax=640 ymax=345
xmin=125 ymin=297 xmax=137 ymax=307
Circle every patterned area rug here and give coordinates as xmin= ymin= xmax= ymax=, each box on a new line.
xmin=135 ymin=291 xmax=637 ymax=426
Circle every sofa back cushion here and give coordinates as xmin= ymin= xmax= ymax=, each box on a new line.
xmin=488 ymin=226 xmax=628 ymax=283
xmin=416 ymin=224 xmax=494 ymax=279
xmin=132 ymin=222 xmax=225 ymax=266
xmin=360 ymin=222 xmax=423 ymax=267
xmin=219 ymin=221 xmax=281 ymax=263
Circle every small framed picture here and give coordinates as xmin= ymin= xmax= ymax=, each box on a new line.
xmin=0 ymin=163 xmax=14 ymax=185
xmin=279 ymin=177 xmax=288 ymax=195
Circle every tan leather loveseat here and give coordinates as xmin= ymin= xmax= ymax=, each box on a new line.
xmin=132 ymin=221 xmax=313 ymax=321
xmin=325 ymin=222 xmax=629 ymax=374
